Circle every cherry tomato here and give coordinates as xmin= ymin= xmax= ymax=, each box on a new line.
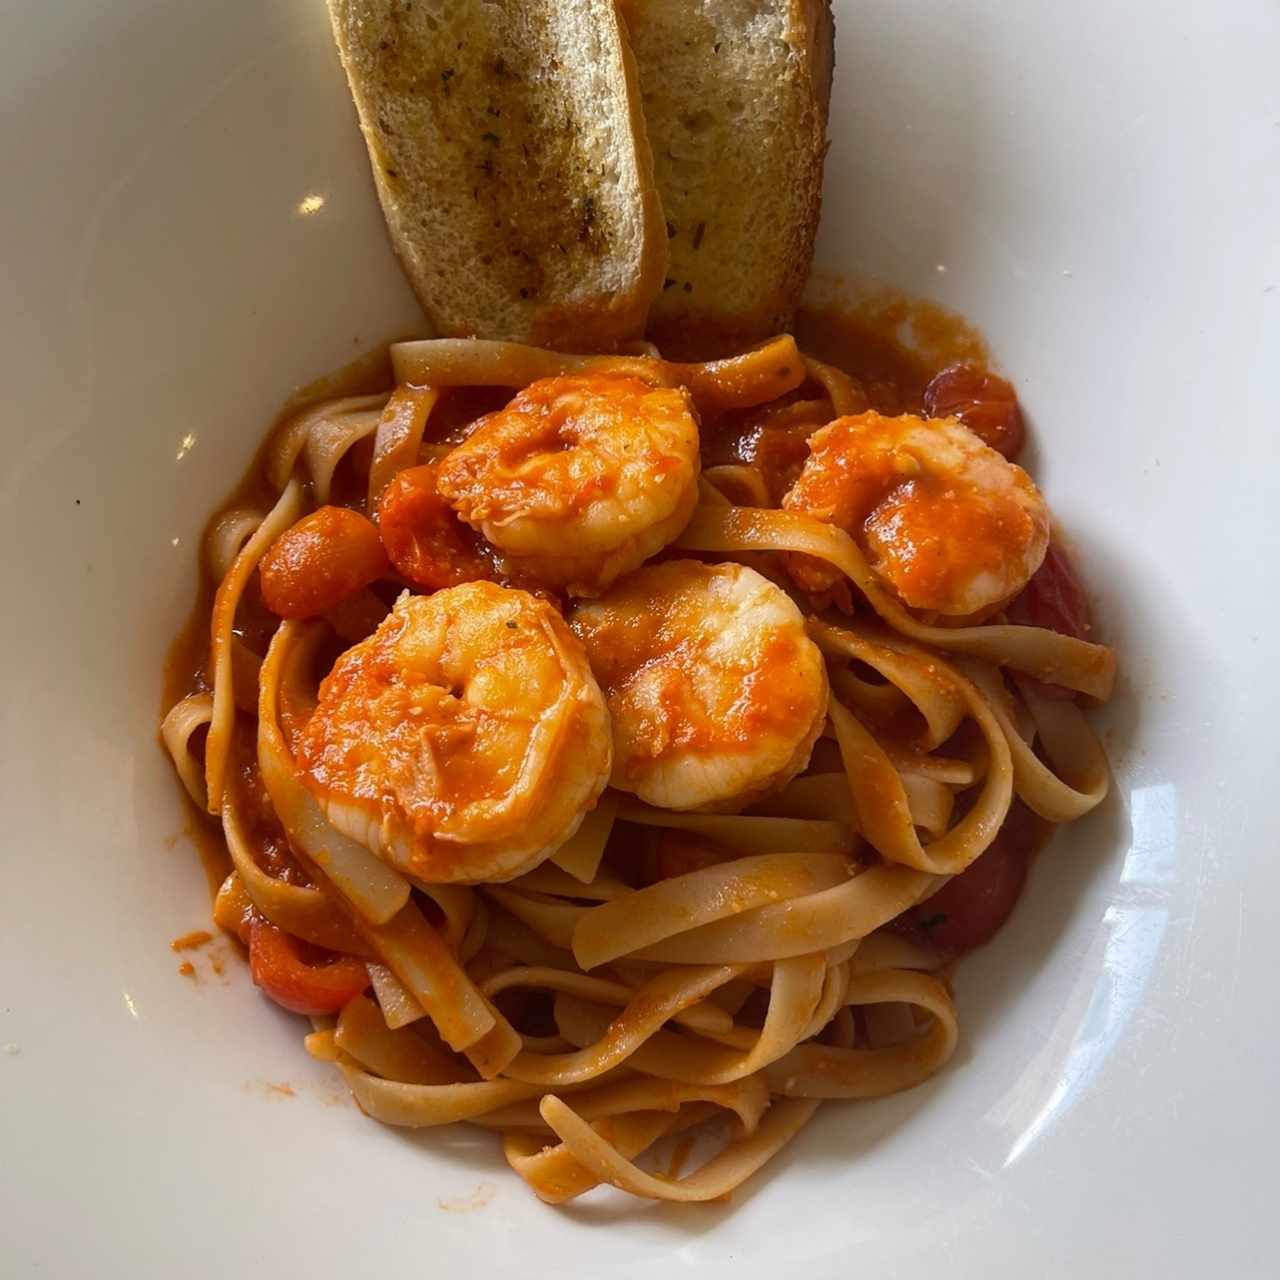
xmin=912 ymin=843 xmax=1027 ymax=954
xmin=1007 ymin=541 xmax=1092 ymax=699
xmin=907 ymin=803 xmax=1050 ymax=953
xmin=247 ymin=917 xmax=369 ymax=1015
xmin=376 ymin=463 xmax=494 ymax=590
xmin=1008 ymin=541 xmax=1090 ymax=638
xmin=923 ymin=364 xmax=1025 ymax=458
xmin=259 ymin=506 xmax=388 ymax=618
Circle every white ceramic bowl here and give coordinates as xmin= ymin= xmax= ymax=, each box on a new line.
xmin=2 ymin=3 xmax=1277 ymax=1276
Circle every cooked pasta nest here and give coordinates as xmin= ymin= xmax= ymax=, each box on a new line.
xmin=163 ymin=335 xmax=1114 ymax=1205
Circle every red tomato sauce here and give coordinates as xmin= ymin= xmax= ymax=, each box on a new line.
xmin=703 ymin=287 xmax=1020 ymax=507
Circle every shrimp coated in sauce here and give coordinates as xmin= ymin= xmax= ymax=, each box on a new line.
xmin=783 ymin=411 xmax=1050 ymax=616
xmin=295 ymin=582 xmax=612 ymax=884
xmin=437 ymin=374 xmax=701 ymax=596
xmin=570 ymin=560 xmax=829 ymax=812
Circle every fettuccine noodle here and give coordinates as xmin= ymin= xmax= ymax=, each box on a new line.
xmin=162 ymin=331 xmax=1114 ymax=1207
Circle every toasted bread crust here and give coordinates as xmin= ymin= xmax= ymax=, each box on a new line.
xmin=328 ymin=0 xmax=666 ymax=351
xmin=628 ymin=0 xmax=835 ymax=359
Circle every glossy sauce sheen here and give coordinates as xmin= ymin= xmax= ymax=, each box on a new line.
xmin=702 ymin=294 xmax=994 ymax=497
xmin=795 ymin=294 xmax=989 ymax=411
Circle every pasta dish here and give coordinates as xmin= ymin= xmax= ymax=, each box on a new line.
xmin=163 ymin=329 xmax=1115 ymax=1204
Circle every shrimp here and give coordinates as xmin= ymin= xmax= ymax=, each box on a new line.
xmin=436 ymin=374 xmax=701 ymax=596
xmin=783 ymin=411 xmax=1050 ymax=617
xmin=294 ymin=582 xmax=612 ymax=884
xmin=569 ymin=560 xmax=829 ymax=811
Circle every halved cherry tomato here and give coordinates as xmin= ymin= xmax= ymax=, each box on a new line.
xmin=259 ymin=506 xmax=388 ymax=618
xmin=247 ymin=917 xmax=369 ymax=1015
xmin=907 ymin=803 xmax=1050 ymax=953
xmin=923 ymin=364 xmax=1025 ymax=458
xmin=1007 ymin=541 xmax=1092 ymax=699
xmin=376 ymin=462 xmax=494 ymax=590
